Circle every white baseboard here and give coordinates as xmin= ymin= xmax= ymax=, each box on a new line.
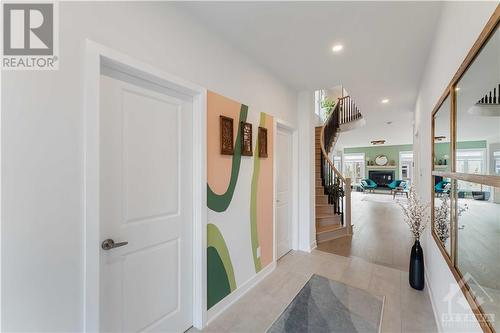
xmin=425 ymin=271 xmax=443 ymax=333
xmin=207 ymin=261 xmax=277 ymax=325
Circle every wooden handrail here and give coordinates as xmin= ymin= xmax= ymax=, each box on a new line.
xmin=319 ymin=101 xmax=346 ymax=182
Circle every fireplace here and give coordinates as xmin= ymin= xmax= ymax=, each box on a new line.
xmin=368 ymin=170 xmax=395 ymax=187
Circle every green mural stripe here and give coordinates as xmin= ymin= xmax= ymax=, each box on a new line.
xmin=249 ymin=113 xmax=265 ymax=273
xmin=207 ymin=223 xmax=237 ymax=292
xmin=207 ymin=105 xmax=248 ymax=212
xmin=207 ymin=246 xmax=231 ymax=309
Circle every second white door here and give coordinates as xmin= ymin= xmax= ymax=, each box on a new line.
xmin=276 ymin=126 xmax=293 ymax=259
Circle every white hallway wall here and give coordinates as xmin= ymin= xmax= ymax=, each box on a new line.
xmin=413 ymin=2 xmax=498 ymax=332
xmin=1 ymin=3 xmax=299 ymax=331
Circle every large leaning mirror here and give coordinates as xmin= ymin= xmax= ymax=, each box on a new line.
xmin=455 ymin=24 xmax=500 ymax=333
xmin=432 ymin=96 xmax=452 ymax=256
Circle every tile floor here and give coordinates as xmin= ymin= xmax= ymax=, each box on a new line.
xmin=196 ymin=250 xmax=438 ymax=333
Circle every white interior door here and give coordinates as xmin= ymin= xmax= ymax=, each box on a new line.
xmin=99 ymin=73 xmax=193 ymax=332
xmin=276 ymin=127 xmax=292 ymax=259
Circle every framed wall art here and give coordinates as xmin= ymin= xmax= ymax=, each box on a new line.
xmin=241 ymin=121 xmax=253 ymax=156
xmin=220 ymin=115 xmax=234 ymax=155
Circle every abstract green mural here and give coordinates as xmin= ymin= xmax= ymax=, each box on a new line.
xmin=207 ymin=105 xmax=248 ymax=212
xmin=207 ymin=223 xmax=236 ymax=309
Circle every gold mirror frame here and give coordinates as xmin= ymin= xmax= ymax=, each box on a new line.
xmin=430 ymin=7 xmax=500 ymax=333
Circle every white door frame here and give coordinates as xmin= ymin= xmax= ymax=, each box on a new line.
xmin=273 ymin=119 xmax=299 ymax=260
xmin=83 ymin=40 xmax=207 ymax=331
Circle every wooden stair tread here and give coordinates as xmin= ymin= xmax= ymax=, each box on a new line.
xmin=316 ymin=213 xmax=340 ymax=219
xmin=316 ymin=224 xmax=342 ymax=234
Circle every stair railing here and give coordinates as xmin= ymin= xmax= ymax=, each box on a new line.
xmin=339 ymin=95 xmax=362 ymax=124
xmin=319 ymin=98 xmax=352 ymax=233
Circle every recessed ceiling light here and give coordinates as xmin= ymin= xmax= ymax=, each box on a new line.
xmin=332 ymin=44 xmax=343 ymax=53
xmin=381 ymin=99 xmax=390 ymax=104
xmin=455 ymin=87 xmax=461 ymax=91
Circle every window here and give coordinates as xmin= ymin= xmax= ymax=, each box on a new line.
xmin=314 ymin=90 xmax=327 ymax=121
xmin=343 ymin=153 xmax=365 ymax=184
xmin=456 ymin=149 xmax=485 ymax=173
xmin=399 ymin=151 xmax=414 ymax=181
xmin=494 ymin=151 xmax=500 ymax=175
xmin=334 ymin=156 xmax=342 ymax=172
xmin=456 ymin=149 xmax=486 ymax=191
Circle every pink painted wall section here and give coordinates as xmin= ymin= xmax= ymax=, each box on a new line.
xmin=207 ymin=91 xmax=240 ymax=194
xmin=257 ymin=115 xmax=274 ymax=267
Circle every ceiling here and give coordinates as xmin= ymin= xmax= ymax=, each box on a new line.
xmin=177 ymin=1 xmax=444 ymax=147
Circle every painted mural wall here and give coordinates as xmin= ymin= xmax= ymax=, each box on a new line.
xmin=206 ymin=91 xmax=274 ymax=309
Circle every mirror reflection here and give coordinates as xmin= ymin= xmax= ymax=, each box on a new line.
xmin=456 ymin=27 xmax=500 ymax=179
xmin=454 ymin=25 xmax=500 ymax=332
xmin=456 ymin=181 xmax=500 ymax=332
xmin=433 ymin=176 xmax=452 ymax=255
xmin=433 ymin=96 xmax=451 ymax=172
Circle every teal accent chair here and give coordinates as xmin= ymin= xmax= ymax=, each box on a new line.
xmin=391 ymin=180 xmax=410 ymax=199
xmin=435 ymin=180 xmax=450 ymax=195
xmin=400 ymin=180 xmax=410 ymax=196
xmin=388 ymin=180 xmax=402 ymax=193
xmin=361 ymin=179 xmax=377 ymax=192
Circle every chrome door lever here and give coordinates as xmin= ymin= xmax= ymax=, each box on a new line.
xmin=101 ymin=238 xmax=128 ymax=250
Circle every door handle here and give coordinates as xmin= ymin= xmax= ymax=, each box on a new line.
xmin=101 ymin=238 xmax=128 ymax=250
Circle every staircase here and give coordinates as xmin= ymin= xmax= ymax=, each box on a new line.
xmin=315 ymin=95 xmax=362 ymax=243
xmin=315 ymin=127 xmax=343 ymax=242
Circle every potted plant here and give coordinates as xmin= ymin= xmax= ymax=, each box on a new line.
xmin=321 ymin=98 xmax=336 ymax=119
xmin=398 ymin=185 xmax=429 ymax=290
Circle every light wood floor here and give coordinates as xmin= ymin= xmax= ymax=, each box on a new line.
xmin=317 ymin=191 xmax=414 ymax=271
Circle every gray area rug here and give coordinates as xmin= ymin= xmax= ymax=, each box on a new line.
xmin=267 ymin=274 xmax=384 ymax=333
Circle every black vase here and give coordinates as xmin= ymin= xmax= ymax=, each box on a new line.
xmin=409 ymin=239 xmax=425 ymax=290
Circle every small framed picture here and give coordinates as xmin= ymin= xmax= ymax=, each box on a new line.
xmin=240 ymin=121 xmax=253 ymax=156
xmin=258 ymin=127 xmax=268 ymax=158
xmin=220 ymin=116 xmax=234 ymax=155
